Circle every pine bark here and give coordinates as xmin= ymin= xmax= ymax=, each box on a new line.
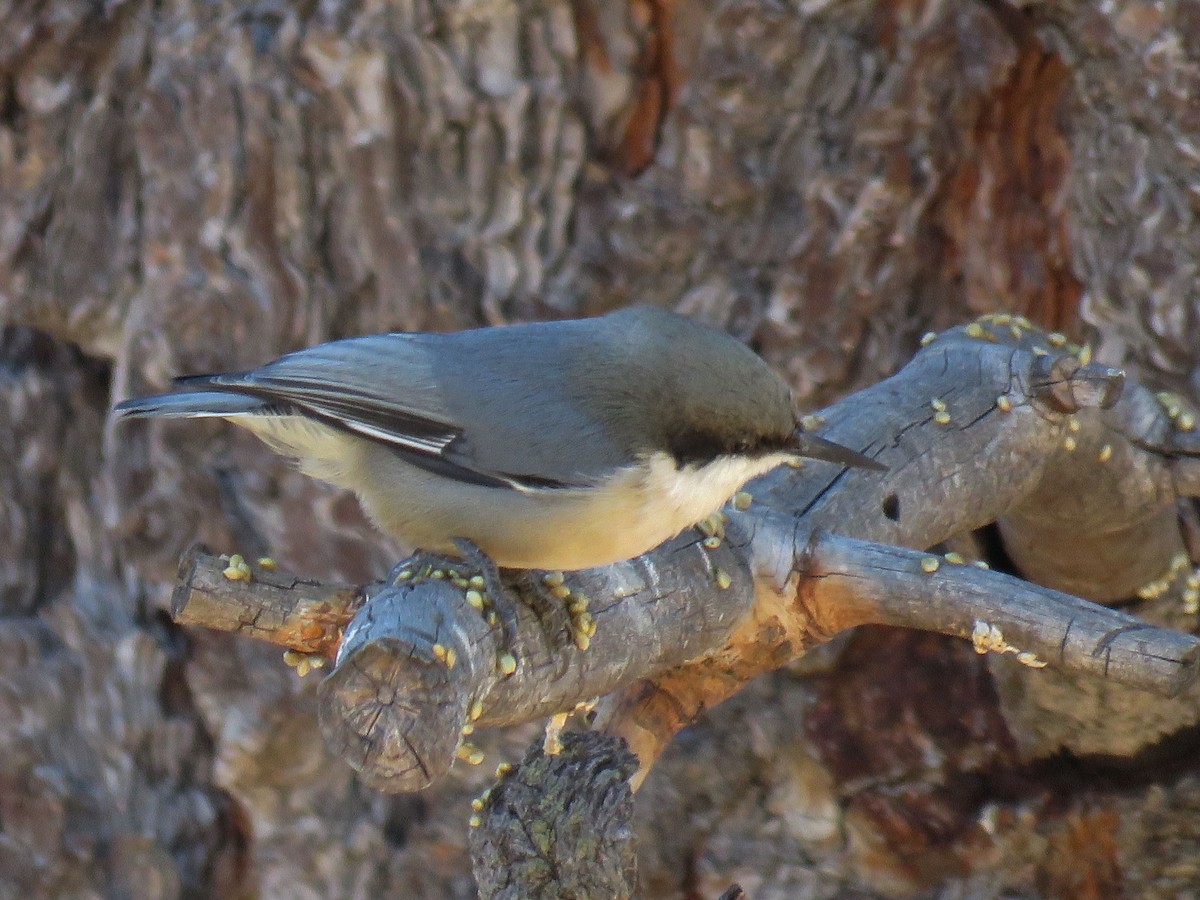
xmin=3 ymin=1 xmax=1200 ymax=897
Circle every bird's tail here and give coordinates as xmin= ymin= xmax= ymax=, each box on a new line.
xmin=793 ymin=432 xmax=888 ymax=472
xmin=112 ymin=391 xmax=267 ymax=420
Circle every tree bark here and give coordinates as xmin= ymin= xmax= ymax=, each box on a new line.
xmin=4 ymin=0 xmax=1200 ymax=897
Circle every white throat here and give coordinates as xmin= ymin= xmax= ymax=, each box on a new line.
xmin=641 ymin=450 xmax=795 ymax=532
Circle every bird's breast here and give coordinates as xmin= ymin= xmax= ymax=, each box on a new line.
xmin=467 ymin=450 xmax=793 ymax=570
xmin=629 ymin=450 xmax=795 ymax=537
xmin=329 ymin=442 xmax=794 ymax=572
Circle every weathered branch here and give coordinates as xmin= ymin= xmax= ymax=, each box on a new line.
xmin=172 ymin=549 xmax=366 ymax=658
xmin=170 ymin=320 xmax=1200 ymax=799
xmin=589 ymin=532 xmax=1200 ymax=790
xmin=467 ymin=732 xmax=639 ymax=900
xmin=310 ymin=528 xmax=756 ymax=791
xmin=800 ymin=533 xmax=1197 ymax=691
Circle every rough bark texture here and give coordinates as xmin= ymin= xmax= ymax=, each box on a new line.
xmin=4 ymin=0 xmax=1200 ymax=897
xmin=467 ymin=732 xmax=640 ymax=900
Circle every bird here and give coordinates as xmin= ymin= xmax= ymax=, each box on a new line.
xmin=113 ymin=305 xmax=884 ymax=572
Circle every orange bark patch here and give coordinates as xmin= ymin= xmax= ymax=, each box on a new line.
xmin=576 ymin=0 xmax=681 ymax=176
xmin=1038 ymin=807 xmax=1125 ymax=900
xmin=940 ymin=18 xmax=1082 ymax=333
xmin=619 ymin=0 xmax=685 ymax=175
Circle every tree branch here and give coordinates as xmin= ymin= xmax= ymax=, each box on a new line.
xmin=171 ymin=549 xmax=367 ymax=659
xmin=170 ymin=319 xmax=1200 ymax=797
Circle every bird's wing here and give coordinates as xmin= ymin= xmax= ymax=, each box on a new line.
xmin=177 ymin=336 xmax=460 ymax=457
xmin=172 ymin=330 xmax=621 ymax=491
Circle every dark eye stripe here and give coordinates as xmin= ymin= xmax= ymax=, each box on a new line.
xmin=669 ymin=431 xmax=790 ymax=467
xmin=669 ymin=431 xmax=726 ymax=467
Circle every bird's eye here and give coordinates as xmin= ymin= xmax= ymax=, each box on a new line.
xmin=733 ymin=439 xmax=752 ymax=454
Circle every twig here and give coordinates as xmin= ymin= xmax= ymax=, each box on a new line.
xmin=172 ymin=548 xmax=366 ymax=657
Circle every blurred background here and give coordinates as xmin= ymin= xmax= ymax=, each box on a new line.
xmin=2 ymin=1 xmax=1199 ymax=896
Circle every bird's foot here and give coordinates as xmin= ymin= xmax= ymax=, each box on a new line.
xmin=450 ymin=538 xmax=530 ymax=677
xmin=523 ymin=570 xmax=595 ymax=653
xmin=386 ymin=547 xmax=518 ymax=673
xmin=448 ymin=540 xmax=594 ymax=659
xmin=386 ymin=552 xmax=474 ymax=587
xmin=387 ymin=541 xmax=595 ymax=677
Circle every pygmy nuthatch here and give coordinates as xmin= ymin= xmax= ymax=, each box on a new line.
xmin=114 ymin=306 xmax=884 ymax=571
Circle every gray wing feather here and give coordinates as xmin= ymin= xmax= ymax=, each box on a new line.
xmin=156 ymin=326 xmax=628 ymax=489
xmin=176 ymin=335 xmax=461 ymax=458
xmin=113 ymin=391 xmax=268 ymax=419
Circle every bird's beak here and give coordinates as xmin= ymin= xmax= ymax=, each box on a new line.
xmin=787 ymin=430 xmax=888 ymax=472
